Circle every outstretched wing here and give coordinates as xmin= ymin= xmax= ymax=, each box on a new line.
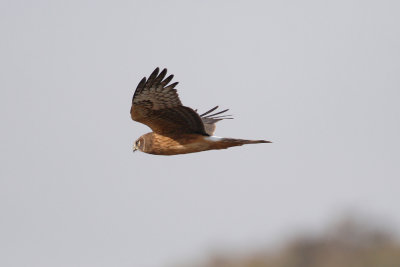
xmin=197 ymin=106 xmax=232 ymax=135
xmin=131 ymin=68 xmax=208 ymax=135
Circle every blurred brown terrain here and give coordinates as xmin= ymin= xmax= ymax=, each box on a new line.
xmin=181 ymin=217 xmax=400 ymax=267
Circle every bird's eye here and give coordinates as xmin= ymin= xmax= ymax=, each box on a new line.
xmin=136 ymin=140 xmax=140 ymax=146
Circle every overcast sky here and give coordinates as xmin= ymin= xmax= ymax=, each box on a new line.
xmin=1 ymin=1 xmax=399 ymax=266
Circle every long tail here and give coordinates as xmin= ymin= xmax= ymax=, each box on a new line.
xmin=208 ymin=137 xmax=271 ymax=150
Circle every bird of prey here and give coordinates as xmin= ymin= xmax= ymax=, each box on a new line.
xmin=130 ymin=68 xmax=271 ymax=155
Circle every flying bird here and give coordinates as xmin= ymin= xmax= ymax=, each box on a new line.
xmin=130 ymin=68 xmax=271 ymax=155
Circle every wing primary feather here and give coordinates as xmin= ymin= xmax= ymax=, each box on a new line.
xmin=203 ymin=108 xmax=230 ymax=117
xmin=160 ymin=75 xmax=174 ymax=87
xmin=144 ymin=67 xmax=160 ymax=89
xmin=133 ymin=77 xmax=147 ymax=99
xmin=165 ymin=81 xmax=179 ymax=90
xmin=200 ymin=106 xmax=219 ymax=116
xmin=153 ymin=68 xmax=167 ymax=85
xmin=208 ymin=115 xmax=233 ymax=119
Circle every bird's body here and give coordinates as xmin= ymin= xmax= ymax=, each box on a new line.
xmin=136 ymin=133 xmax=269 ymax=155
xmin=130 ymin=68 xmax=271 ymax=155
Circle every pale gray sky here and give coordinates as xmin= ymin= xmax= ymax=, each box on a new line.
xmin=1 ymin=1 xmax=399 ymax=266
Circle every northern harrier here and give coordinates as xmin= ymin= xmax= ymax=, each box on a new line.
xmin=131 ymin=68 xmax=271 ymax=155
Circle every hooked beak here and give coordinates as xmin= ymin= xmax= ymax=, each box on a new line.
xmin=132 ymin=145 xmax=138 ymax=153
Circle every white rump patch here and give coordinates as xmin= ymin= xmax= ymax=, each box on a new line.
xmin=206 ymin=136 xmax=223 ymax=142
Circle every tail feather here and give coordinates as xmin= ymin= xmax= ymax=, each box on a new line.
xmin=222 ymin=138 xmax=272 ymax=145
xmin=208 ymin=137 xmax=271 ymax=150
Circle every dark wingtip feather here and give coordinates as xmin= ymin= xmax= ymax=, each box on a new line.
xmin=150 ymin=67 xmax=160 ymax=77
xmin=137 ymin=77 xmax=146 ymax=89
xmin=133 ymin=77 xmax=147 ymax=99
xmin=165 ymin=81 xmax=179 ymax=90
xmin=154 ymin=68 xmax=168 ymax=85
xmin=144 ymin=67 xmax=160 ymax=89
xmin=160 ymin=74 xmax=174 ymax=87
xmin=204 ymin=108 xmax=230 ymax=118
xmin=200 ymin=106 xmax=219 ymax=117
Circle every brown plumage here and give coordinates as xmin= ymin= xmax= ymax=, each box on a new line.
xmin=131 ymin=68 xmax=271 ymax=155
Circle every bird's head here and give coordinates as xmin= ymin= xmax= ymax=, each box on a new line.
xmin=133 ymin=136 xmax=145 ymax=152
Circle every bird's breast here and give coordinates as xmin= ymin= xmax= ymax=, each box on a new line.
xmin=145 ymin=133 xmax=212 ymax=155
